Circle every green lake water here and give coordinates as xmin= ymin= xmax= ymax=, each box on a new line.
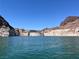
xmin=0 ymin=36 xmax=79 ymax=59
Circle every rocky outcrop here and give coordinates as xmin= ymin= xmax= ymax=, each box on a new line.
xmin=60 ymin=16 xmax=79 ymax=29
xmin=0 ymin=16 xmax=16 ymax=36
xmin=15 ymin=28 xmax=20 ymax=36
xmin=15 ymin=29 xmax=28 ymax=36
xmin=43 ymin=28 xmax=79 ymax=36
xmin=41 ymin=16 xmax=79 ymax=36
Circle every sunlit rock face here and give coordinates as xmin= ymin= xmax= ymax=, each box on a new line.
xmin=42 ymin=16 xmax=79 ymax=36
xmin=29 ymin=30 xmax=42 ymax=36
xmin=29 ymin=32 xmax=41 ymax=36
xmin=0 ymin=16 xmax=16 ymax=36
xmin=0 ymin=26 xmax=9 ymax=37
xmin=43 ymin=29 xmax=72 ymax=36
xmin=60 ymin=16 xmax=79 ymax=29
xmin=15 ymin=29 xmax=28 ymax=36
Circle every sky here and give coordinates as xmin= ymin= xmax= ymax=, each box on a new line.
xmin=0 ymin=0 xmax=79 ymax=30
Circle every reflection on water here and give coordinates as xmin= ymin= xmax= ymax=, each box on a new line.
xmin=0 ymin=36 xmax=79 ymax=59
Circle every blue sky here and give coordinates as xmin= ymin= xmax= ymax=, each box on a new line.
xmin=0 ymin=0 xmax=79 ymax=30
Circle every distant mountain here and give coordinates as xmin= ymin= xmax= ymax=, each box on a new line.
xmin=60 ymin=16 xmax=79 ymax=29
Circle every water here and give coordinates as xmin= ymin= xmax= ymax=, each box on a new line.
xmin=0 ymin=36 xmax=79 ymax=59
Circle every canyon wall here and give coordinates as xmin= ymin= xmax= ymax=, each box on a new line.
xmin=1 ymin=16 xmax=79 ymax=36
xmin=0 ymin=16 xmax=16 ymax=36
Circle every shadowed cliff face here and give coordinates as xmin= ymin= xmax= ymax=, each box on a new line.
xmin=0 ymin=16 xmax=16 ymax=36
xmin=60 ymin=16 xmax=79 ymax=29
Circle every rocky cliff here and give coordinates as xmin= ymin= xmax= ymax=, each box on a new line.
xmin=60 ymin=16 xmax=79 ymax=29
xmin=15 ymin=29 xmax=28 ymax=36
xmin=41 ymin=16 xmax=79 ymax=36
xmin=1 ymin=16 xmax=79 ymax=36
xmin=0 ymin=16 xmax=16 ymax=36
